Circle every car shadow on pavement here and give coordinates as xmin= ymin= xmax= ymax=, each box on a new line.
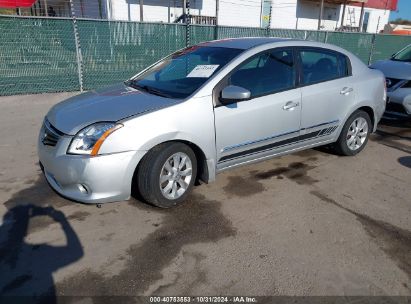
xmin=0 ymin=178 xmax=84 ymax=304
xmin=398 ymin=156 xmax=411 ymax=169
xmin=372 ymin=117 xmax=411 ymax=154
xmin=378 ymin=117 xmax=411 ymax=133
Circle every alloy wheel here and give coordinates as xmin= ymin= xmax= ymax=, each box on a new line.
xmin=346 ymin=117 xmax=369 ymax=151
xmin=159 ymin=152 xmax=193 ymax=200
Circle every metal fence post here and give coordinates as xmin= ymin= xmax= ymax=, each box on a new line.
xmin=70 ymin=0 xmax=84 ymax=92
xmin=266 ymin=3 xmax=272 ymax=37
xmin=368 ymin=33 xmax=376 ymax=65
xmin=185 ymin=0 xmax=190 ymax=47
xmin=214 ymin=0 xmax=219 ymax=40
xmin=324 ymin=31 xmax=328 ymax=43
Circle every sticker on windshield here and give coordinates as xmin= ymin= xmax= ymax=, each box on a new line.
xmin=187 ymin=65 xmax=219 ymax=78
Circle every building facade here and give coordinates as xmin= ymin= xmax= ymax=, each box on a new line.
xmin=1 ymin=0 xmax=396 ymax=33
xmin=270 ymin=0 xmax=392 ymax=33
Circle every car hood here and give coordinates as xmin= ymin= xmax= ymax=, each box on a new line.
xmin=370 ymin=59 xmax=411 ymax=80
xmin=46 ymin=83 xmax=182 ymax=135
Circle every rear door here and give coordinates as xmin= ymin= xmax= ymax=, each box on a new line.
xmin=298 ymin=47 xmax=355 ymax=143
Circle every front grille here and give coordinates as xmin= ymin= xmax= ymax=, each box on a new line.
xmin=42 ymin=120 xmax=64 ymax=146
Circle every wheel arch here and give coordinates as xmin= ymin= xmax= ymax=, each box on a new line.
xmin=131 ymin=139 xmax=212 ymax=198
xmin=333 ymin=105 xmax=376 ymax=145
xmin=174 ymin=139 xmax=210 ymax=185
xmin=356 ymin=106 xmax=375 ymax=131
xmin=341 ymin=105 xmax=376 ymax=135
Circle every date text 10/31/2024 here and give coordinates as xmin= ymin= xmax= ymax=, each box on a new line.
xmin=149 ymin=296 xmax=258 ymax=303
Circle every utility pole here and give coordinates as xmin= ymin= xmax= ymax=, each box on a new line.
xmin=215 ymin=0 xmax=219 ymax=39
xmin=168 ymin=0 xmax=171 ymax=23
xmin=183 ymin=0 xmax=186 ymax=22
xmin=106 ymin=0 xmax=112 ymax=20
xmin=44 ymin=0 xmax=48 ymax=16
xmin=341 ymin=0 xmax=347 ymax=29
xmin=358 ymin=2 xmax=365 ymax=32
xmin=140 ymin=0 xmax=144 ymax=22
xmin=69 ymin=0 xmax=83 ymax=92
xmin=98 ymin=0 xmax=103 ymax=18
xmin=317 ymin=0 xmax=324 ymax=30
xmin=215 ymin=0 xmax=219 ymax=26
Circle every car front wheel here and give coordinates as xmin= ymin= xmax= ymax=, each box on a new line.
xmin=334 ymin=110 xmax=371 ymax=156
xmin=136 ymin=142 xmax=197 ymax=208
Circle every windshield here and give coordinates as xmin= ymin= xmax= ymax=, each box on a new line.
xmin=126 ymin=46 xmax=243 ymax=99
xmin=392 ymin=45 xmax=411 ymax=62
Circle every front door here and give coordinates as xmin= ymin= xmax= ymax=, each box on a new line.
xmin=214 ymin=48 xmax=302 ymax=169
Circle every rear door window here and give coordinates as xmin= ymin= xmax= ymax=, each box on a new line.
xmin=299 ymin=49 xmax=348 ymax=85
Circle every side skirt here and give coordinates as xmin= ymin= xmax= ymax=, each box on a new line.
xmin=218 ymin=125 xmax=338 ymax=163
xmin=216 ymin=137 xmax=336 ymax=173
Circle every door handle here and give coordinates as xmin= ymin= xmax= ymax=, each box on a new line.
xmin=340 ymin=87 xmax=353 ymax=95
xmin=283 ymin=101 xmax=300 ymax=111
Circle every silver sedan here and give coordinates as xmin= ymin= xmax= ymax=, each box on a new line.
xmin=38 ymin=38 xmax=386 ymax=208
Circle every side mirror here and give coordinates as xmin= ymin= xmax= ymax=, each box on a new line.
xmin=220 ymin=85 xmax=251 ymax=104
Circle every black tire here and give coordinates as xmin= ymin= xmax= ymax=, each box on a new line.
xmin=333 ymin=110 xmax=372 ymax=156
xmin=136 ymin=142 xmax=197 ymax=208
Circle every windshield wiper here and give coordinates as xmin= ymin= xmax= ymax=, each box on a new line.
xmin=125 ymin=80 xmax=171 ymax=98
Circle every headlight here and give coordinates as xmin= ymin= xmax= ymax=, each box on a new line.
xmin=67 ymin=122 xmax=123 ymax=156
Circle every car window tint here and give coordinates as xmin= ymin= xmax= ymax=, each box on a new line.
xmin=229 ymin=49 xmax=295 ymax=98
xmin=300 ymin=50 xmax=340 ymax=85
xmin=238 ymin=54 xmax=268 ymax=71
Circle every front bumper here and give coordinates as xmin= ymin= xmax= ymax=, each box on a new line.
xmin=386 ymin=88 xmax=411 ymax=115
xmin=38 ymin=128 xmax=146 ymax=204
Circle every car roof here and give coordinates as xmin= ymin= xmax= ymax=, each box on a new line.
xmin=198 ymin=37 xmax=297 ymax=49
xmin=197 ymin=37 xmax=362 ymax=66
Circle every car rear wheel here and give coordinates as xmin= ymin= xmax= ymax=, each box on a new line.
xmin=334 ymin=110 xmax=371 ymax=156
xmin=136 ymin=142 xmax=197 ymax=208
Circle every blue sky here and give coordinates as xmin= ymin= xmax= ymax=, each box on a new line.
xmin=389 ymin=0 xmax=411 ymax=20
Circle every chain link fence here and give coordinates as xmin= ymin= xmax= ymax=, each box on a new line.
xmin=77 ymin=20 xmax=186 ymax=90
xmin=1 ymin=15 xmax=411 ymax=96
xmin=0 ymin=16 xmax=79 ymax=95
